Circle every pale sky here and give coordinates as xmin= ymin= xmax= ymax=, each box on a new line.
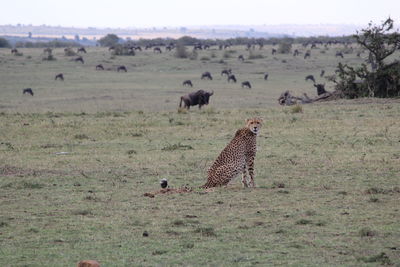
xmin=1 ymin=0 xmax=400 ymax=28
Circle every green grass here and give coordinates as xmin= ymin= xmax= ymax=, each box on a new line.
xmin=0 ymin=45 xmax=400 ymax=266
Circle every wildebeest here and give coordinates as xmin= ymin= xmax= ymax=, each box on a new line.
xmin=241 ymin=81 xmax=252 ymax=89
xmin=55 ymin=73 xmax=64 ymax=81
xmin=204 ymin=44 xmax=210 ymax=50
xmin=43 ymin=47 xmax=52 ymax=54
xmin=264 ymin=73 xmax=269 ymax=81
xmin=305 ymin=75 xmax=315 ymax=83
xmin=293 ymin=49 xmax=299 ymax=56
xmin=227 ymin=74 xmax=237 ymax=83
xmin=23 ymin=88 xmax=34 ymax=96
xmin=75 ymin=56 xmax=84 ymax=64
xmin=238 ymin=55 xmax=245 ymax=61
xmin=134 ymin=46 xmax=142 ymax=51
xmin=165 ymin=45 xmax=173 ymax=51
xmin=179 ymin=90 xmax=214 ymax=109
xmin=117 ymin=65 xmax=127 ymax=72
xmin=11 ymin=48 xmax=18 ymax=54
xmin=221 ymin=69 xmax=232 ymax=76
xmin=320 ymin=70 xmax=325 ymax=77
xmin=335 ymin=51 xmax=344 ymax=58
xmin=95 ymin=64 xmax=104 ymax=70
xmin=271 ymin=48 xmax=277 ymax=55
xmin=314 ymin=83 xmax=327 ymax=95
xmin=77 ymin=47 xmax=87 ymax=53
xmin=201 ymin=72 xmax=213 ymax=80
xmin=182 ymin=80 xmax=193 ymax=87
xmin=194 ymin=44 xmax=203 ymax=50
xmin=304 ymin=51 xmax=311 ymax=59
xmin=153 ymin=47 xmax=162 ymax=53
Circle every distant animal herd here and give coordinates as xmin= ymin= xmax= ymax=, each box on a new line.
xmin=13 ymin=40 xmax=357 ymax=108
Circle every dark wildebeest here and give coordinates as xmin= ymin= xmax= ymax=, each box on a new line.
xmin=194 ymin=44 xmax=203 ymax=50
xmin=55 ymin=73 xmax=64 ymax=81
xmin=134 ymin=46 xmax=142 ymax=51
xmin=77 ymin=47 xmax=87 ymax=53
xmin=201 ymin=72 xmax=213 ymax=80
xmin=179 ymin=90 xmax=214 ymax=109
xmin=117 ymin=65 xmax=127 ymax=72
xmin=153 ymin=47 xmax=162 ymax=53
xmin=304 ymin=51 xmax=311 ymax=59
xmin=224 ymin=44 xmax=231 ymax=49
xmin=293 ymin=49 xmax=299 ymax=56
xmin=221 ymin=69 xmax=232 ymax=76
xmin=204 ymin=44 xmax=210 ymax=50
xmin=320 ymin=70 xmax=325 ymax=77
xmin=264 ymin=73 xmax=269 ymax=81
xmin=75 ymin=56 xmax=84 ymax=64
xmin=314 ymin=83 xmax=327 ymax=95
xmin=271 ymin=48 xmax=277 ymax=55
xmin=238 ymin=55 xmax=245 ymax=61
xmin=166 ymin=45 xmax=173 ymax=51
xmin=95 ymin=64 xmax=104 ymax=70
xmin=335 ymin=51 xmax=344 ymax=58
xmin=43 ymin=47 xmax=52 ymax=53
xmin=305 ymin=75 xmax=315 ymax=83
xmin=108 ymin=46 xmax=115 ymax=51
xmin=227 ymin=74 xmax=237 ymax=83
xmin=11 ymin=48 xmax=18 ymax=54
xmin=241 ymin=81 xmax=252 ymax=89
xmin=23 ymin=88 xmax=34 ymax=96
xmin=182 ymin=80 xmax=193 ymax=87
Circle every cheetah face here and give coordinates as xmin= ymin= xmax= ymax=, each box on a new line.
xmin=246 ymin=118 xmax=263 ymax=135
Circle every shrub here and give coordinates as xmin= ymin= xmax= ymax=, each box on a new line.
xmin=278 ymin=42 xmax=292 ymax=54
xmin=174 ymin=43 xmax=189 ymax=58
xmin=291 ymin=104 xmax=303 ymax=113
xmin=0 ymin=37 xmax=11 ymax=48
xmin=98 ymin=34 xmax=120 ymax=47
xmin=333 ymin=18 xmax=400 ymax=98
xmin=111 ymin=45 xmax=135 ymax=56
xmin=248 ymin=50 xmax=264 ymax=59
xmin=64 ymin=48 xmax=76 ymax=56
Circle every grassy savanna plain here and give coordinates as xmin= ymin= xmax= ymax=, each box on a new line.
xmin=0 ymin=44 xmax=400 ymax=266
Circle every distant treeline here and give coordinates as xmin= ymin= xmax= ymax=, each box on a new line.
xmin=0 ymin=34 xmax=357 ymax=49
xmin=126 ymin=35 xmax=356 ymax=47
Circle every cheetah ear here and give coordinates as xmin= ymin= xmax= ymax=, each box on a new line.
xmin=245 ymin=118 xmax=251 ymax=124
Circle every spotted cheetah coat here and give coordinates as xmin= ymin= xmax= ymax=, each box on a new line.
xmin=201 ymin=127 xmax=258 ymax=188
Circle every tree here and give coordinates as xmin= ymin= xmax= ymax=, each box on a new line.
xmin=333 ymin=18 xmax=400 ymax=98
xmin=98 ymin=34 xmax=120 ymax=47
xmin=0 ymin=37 xmax=11 ymax=48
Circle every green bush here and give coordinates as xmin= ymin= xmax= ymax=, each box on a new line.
xmin=98 ymin=34 xmax=120 ymax=47
xmin=0 ymin=37 xmax=11 ymax=48
xmin=174 ymin=43 xmax=189 ymax=58
xmin=278 ymin=42 xmax=292 ymax=54
xmin=334 ymin=18 xmax=400 ymax=98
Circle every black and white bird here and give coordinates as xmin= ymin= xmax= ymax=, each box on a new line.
xmin=160 ymin=178 xmax=168 ymax=189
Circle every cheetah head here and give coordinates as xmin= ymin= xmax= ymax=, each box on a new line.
xmin=246 ymin=118 xmax=263 ymax=135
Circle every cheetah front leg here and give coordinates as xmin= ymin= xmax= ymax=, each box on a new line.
xmin=241 ymin=164 xmax=249 ymax=187
xmin=246 ymin=156 xmax=256 ymax=187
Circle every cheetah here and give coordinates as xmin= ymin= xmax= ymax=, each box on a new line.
xmin=201 ymin=118 xmax=263 ymax=188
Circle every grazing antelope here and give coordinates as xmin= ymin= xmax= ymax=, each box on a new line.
xmin=241 ymin=81 xmax=252 ymax=89
xmin=55 ymin=73 xmax=64 ymax=81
